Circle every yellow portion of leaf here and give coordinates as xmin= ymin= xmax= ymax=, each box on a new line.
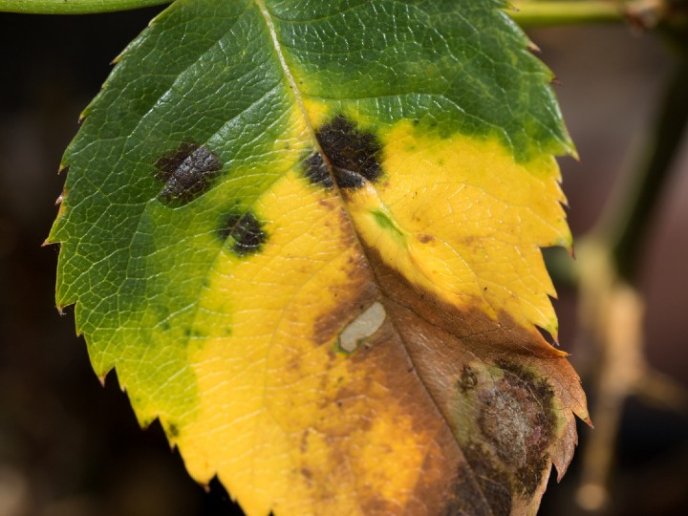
xmin=343 ymin=119 xmax=570 ymax=341
xmin=165 ymin=117 xmax=584 ymax=513
xmin=175 ymin=167 xmax=437 ymax=515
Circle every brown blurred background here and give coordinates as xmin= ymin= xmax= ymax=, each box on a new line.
xmin=0 ymin=6 xmax=686 ymax=516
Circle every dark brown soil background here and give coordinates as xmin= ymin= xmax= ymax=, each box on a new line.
xmin=1 ymin=6 xmax=686 ymax=516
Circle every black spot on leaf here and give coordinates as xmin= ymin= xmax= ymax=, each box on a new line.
xmin=155 ymin=142 xmax=221 ymax=205
xmin=218 ymin=210 xmax=267 ymax=257
xmin=457 ymin=365 xmax=478 ymax=393
xmin=303 ymin=151 xmax=333 ymax=188
xmin=315 ymin=115 xmax=382 ymax=189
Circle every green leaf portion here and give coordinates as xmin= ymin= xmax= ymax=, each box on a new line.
xmin=52 ymin=0 xmax=304 ymax=423
xmin=268 ymin=0 xmax=573 ymax=161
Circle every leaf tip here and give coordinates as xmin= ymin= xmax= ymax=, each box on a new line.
xmin=527 ymin=40 xmax=542 ymax=54
xmin=110 ymin=52 xmax=125 ymax=66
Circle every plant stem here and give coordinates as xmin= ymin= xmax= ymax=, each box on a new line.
xmin=0 ymin=0 xmax=626 ymax=20
xmin=0 ymin=0 xmax=169 ymax=14
xmin=597 ymin=58 xmax=688 ymax=282
xmin=511 ymin=1 xmax=625 ymax=26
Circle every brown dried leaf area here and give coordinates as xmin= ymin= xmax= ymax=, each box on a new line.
xmin=296 ymin=226 xmax=589 ymax=515
xmin=246 ymin=115 xmax=591 ymax=515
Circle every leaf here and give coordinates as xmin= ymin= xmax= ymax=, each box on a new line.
xmin=49 ymin=0 xmax=589 ymax=514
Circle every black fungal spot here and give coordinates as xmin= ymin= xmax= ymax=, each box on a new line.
xmin=478 ymin=360 xmax=557 ymax=496
xmin=155 ymin=142 xmax=221 ymax=205
xmin=168 ymin=423 xmax=179 ymax=437
xmin=445 ymin=442 xmax=512 ymax=516
xmin=315 ymin=115 xmax=383 ymax=189
xmin=218 ymin=210 xmax=267 ymax=257
xmin=457 ymin=365 xmax=478 ymax=393
xmin=303 ymin=151 xmax=333 ymax=188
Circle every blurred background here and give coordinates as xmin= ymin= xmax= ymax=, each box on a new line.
xmin=0 ymin=5 xmax=686 ymax=515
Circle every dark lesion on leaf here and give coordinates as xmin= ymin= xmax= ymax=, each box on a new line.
xmin=445 ymin=442 xmax=513 ymax=516
xmin=155 ymin=142 xmax=222 ymax=205
xmin=314 ymin=115 xmax=383 ymax=189
xmin=356 ymin=244 xmax=581 ymax=512
xmin=303 ymin=151 xmax=333 ymax=188
xmin=477 ymin=360 xmax=558 ymax=496
xmin=457 ymin=365 xmax=478 ymax=393
xmin=218 ymin=209 xmax=267 ymax=257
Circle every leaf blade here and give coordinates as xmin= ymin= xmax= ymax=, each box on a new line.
xmin=51 ymin=1 xmax=588 ymax=514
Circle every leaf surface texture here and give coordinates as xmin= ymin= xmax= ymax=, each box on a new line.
xmin=50 ymin=1 xmax=589 ymax=514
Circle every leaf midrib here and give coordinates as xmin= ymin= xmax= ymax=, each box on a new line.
xmin=254 ymin=2 xmax=497 ymax=513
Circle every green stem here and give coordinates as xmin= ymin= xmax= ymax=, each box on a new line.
xmin=598 ymin=58 xmax=688 ymax=282
xmin=0 ymin=0 xmax=626 ymax=20
xmin=0 ymin=0 xmax=169 ymax=14
xmin=511 ymin=1 xmax=625 ymax=26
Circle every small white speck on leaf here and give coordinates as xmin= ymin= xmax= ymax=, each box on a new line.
xmin=338 ymin=302 xmax=386 ymax=353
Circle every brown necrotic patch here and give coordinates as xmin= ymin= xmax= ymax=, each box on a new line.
xmin=357 ymin=245 xmax=580 ymax=509
xmin=155 ymin=142 xmax=221 ymax=205
xmin=477 ymin=360 xmax=557 ymax=496
xmin=218 ymin=210 xmax=267 ymax=257
xmin=315 ymin=115 xmax=383 ymax=189
xmin=443 ymin=442 xmax=513 ymax=516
